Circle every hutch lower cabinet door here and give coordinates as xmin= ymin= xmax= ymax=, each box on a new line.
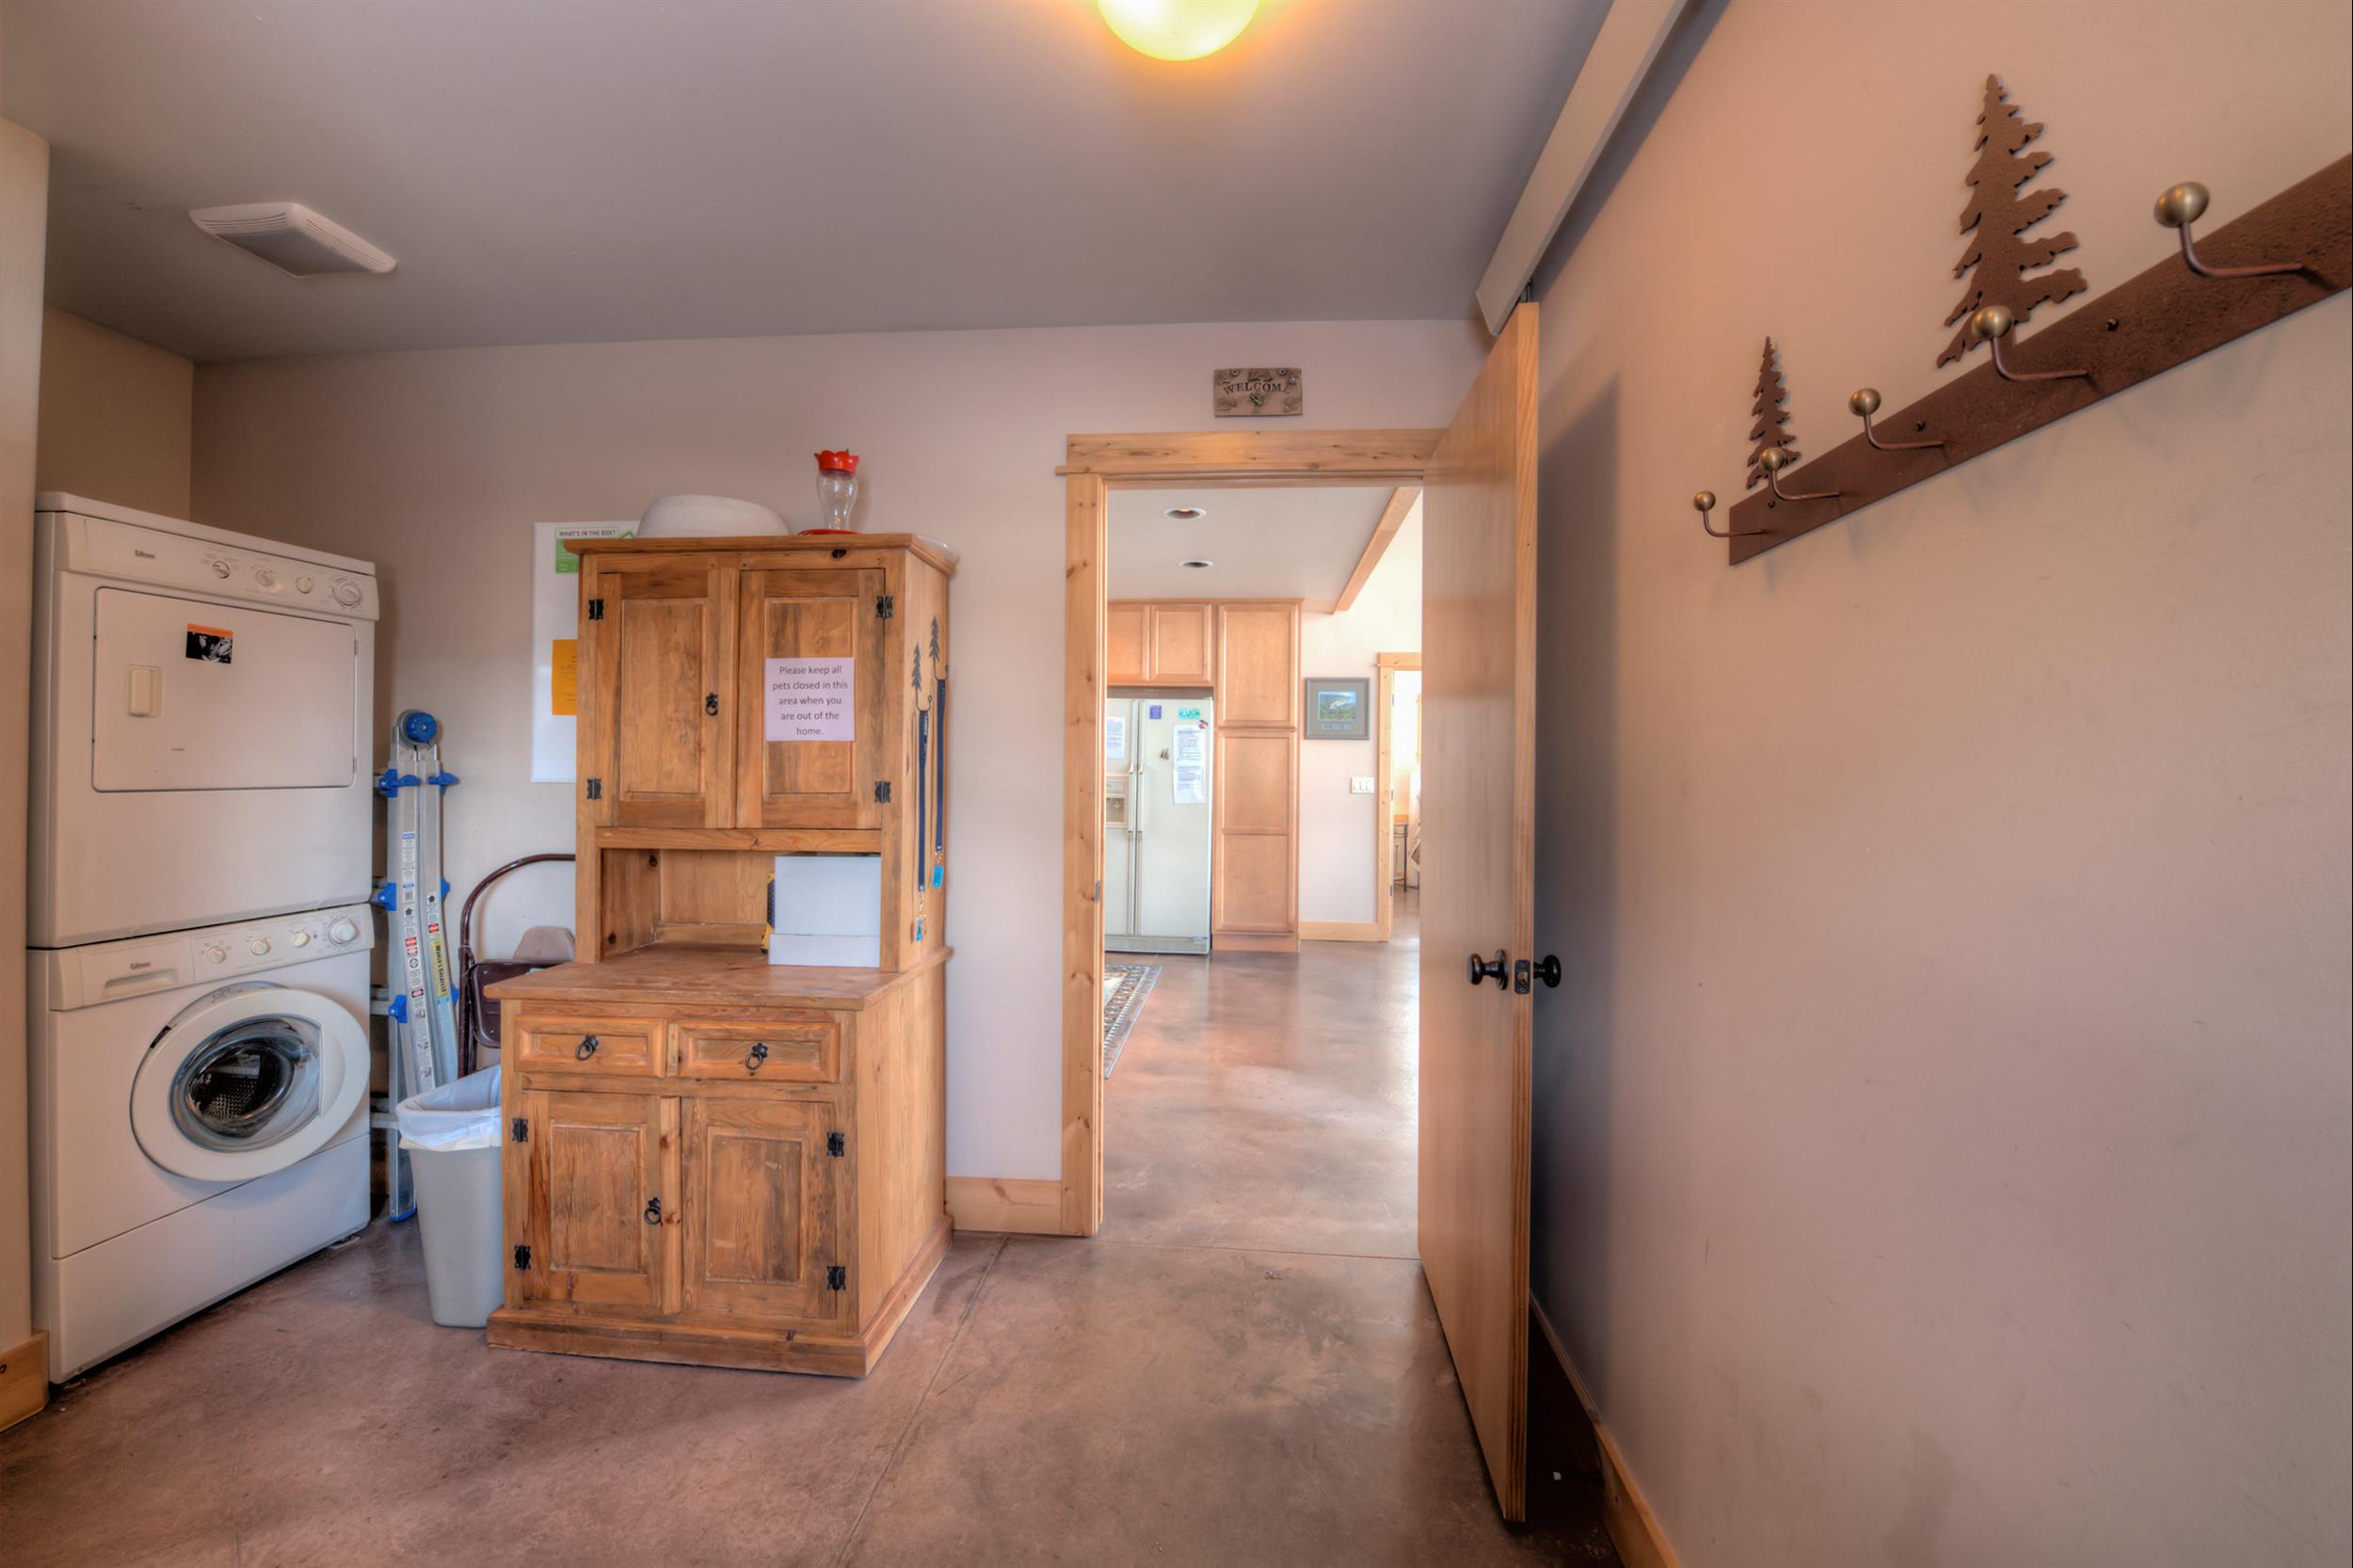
xmin=510 ymin=1089 xmax=677 ymax=1315
xmin=680 ymin=1095 xmax=846 ymax=1323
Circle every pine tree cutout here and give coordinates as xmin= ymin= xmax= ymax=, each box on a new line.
xmin=1938 ymin=73 xmax=2089 ymax=367
xmin=1746 ymin=338 xmax=1798 ymax=488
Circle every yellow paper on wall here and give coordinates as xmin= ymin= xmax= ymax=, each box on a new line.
xmin=550 ymin=637 xmax=579 ymax=717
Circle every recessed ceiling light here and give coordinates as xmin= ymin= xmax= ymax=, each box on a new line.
xmin=1180 ymin=559 xmax=1214 ymax=569
xmin=1164 ymin=505 xmax=1207 ymax=521
xmin=1098 ymin=0 xmax=1258 ymax=61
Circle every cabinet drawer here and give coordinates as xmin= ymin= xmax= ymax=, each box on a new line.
xmin=674 ymin=1016 xmax=841 ymax=1083
xmin=512 ymin=1014 xmax=663 ymax=1077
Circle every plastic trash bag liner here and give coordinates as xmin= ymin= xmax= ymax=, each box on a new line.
xmin=396 ymin=1065 xmax=502 ymax=1151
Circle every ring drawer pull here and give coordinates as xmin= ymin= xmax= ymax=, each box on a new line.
xmin=643 ymin=1197 xmax=662 ymax=1224
xmin=744 ymin=1041 xmax=770 ymax=1074
xmin=576 ymin=1034 xmax=600 ymax=1060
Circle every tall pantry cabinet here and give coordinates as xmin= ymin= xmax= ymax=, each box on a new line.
xmin=487 ymin=533 xmax=954 ymax=1376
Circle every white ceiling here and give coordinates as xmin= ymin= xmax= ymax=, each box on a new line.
xmin=0 ymin=0 xmax=1611 ymax=362
xmin=1108 ymin=484 xmax=1406 ymax=601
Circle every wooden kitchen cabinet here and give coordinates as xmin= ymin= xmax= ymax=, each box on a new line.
xmin=1106 ymin=600 xmax=1213 ymax=687
xmin=493 ymin=532 xmax=957 ymax=1378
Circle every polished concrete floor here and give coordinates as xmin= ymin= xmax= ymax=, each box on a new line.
xmin=2 ymin=892 xmax=1615 ymax=1565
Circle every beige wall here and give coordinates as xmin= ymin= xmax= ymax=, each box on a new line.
xmin=0 ymin=116 xmax=48 ymax=1358
xmin=1298 ymin=501 xmax=1420 ymax=927
xmin=192 ymin=319 xmax=1485 ymax=1182
xmin=1528 ymin=3 xmax=2350 ymax=1563
xmin=35 ymin=307 xmax=193 ymax=518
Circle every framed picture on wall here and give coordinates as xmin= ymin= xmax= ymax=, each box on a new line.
xmin=1304 ymin=677 xmax=1370 ymax=740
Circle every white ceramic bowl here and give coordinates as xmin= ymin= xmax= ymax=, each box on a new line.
xmin=639 ymin=494 xmax=789 ymax=537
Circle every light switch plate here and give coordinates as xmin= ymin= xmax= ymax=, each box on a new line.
xmin=1350 ymin=776 xmax=1375 ymax=794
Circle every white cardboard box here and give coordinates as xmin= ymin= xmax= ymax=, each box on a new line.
xmin=766 ymin=854 xmax=882 ymax=968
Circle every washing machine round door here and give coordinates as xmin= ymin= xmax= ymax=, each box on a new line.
xmin=130 ymin=984 xmax=369 ymax=1182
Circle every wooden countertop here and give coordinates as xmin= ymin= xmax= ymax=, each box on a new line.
xmin=487 ymin=944 xmax=950 ymax=1011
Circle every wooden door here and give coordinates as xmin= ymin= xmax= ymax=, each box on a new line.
xmin=736 ymin=568 xmax=887 ymax=829
xmin=1144 ymin=602 xmax=1214 ymax=685
xmin=1106 ymin=601 xmax=1147 ymax=686
xmin=680 ymin=1096 xmax=844 ymax=1323
xmin=1417 ymin=304 xmax=1541 ymax=1520
xmin=513 ymin=1089 xmax=677 ymax=1314
xmin=1214 ymin=602 xmax=1299 ymax=725
xmin=586 ymin=559 xmax=733 ymax=828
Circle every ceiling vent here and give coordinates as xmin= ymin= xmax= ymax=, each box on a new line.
xmin=188 ymin=202 xmax=396 ymax=277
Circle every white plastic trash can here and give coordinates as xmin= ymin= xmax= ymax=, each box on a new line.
xmin=396 ymin=1066 xmax=504 ymax=1328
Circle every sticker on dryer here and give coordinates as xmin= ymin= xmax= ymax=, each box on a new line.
xmin=184 ymin=623 xmax=234 ymax=664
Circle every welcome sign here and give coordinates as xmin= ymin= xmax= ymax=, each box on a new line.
xmin=1213 ymin=367 xmax=1303 ymax=417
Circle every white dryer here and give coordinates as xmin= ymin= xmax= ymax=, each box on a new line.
xmin=30 ymin=493 xmax=379 ymax=949
xmin=29 ymin=906 xmax=376 ymax=1381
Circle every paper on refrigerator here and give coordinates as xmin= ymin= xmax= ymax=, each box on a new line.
xmin=1172 ymin=722 xmax=1208 ymax=804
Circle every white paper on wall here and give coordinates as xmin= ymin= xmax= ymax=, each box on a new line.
xmin=765 ymin=656 xmax=856 ymax=743
xmin=529 ymin=521 xmax=634 ymax=782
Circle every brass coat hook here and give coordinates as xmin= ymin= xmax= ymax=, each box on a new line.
xmin=1849 ymin=389 xmax=1947 ymax=452
xmin=2154 ymin=183 xmax=2311 ymax=280
xmin=1692 ymin=489 xmax=1772 ymax=539
xmin=1968 ymin=304 xmax=2090 ymax=383
xmin=1755 ymin=448 xmax=1841 ymax=504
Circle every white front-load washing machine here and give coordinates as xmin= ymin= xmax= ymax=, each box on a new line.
xmin=29 ymin=904 xmax=376 ymax=1381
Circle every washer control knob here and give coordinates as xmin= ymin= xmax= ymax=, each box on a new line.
xmin=296 ymin=576 xmax=314 ymax=594
xmin=254 ymin=568 xmax=277 ymax=588
xmin=210 ymin=560 xmax=232 ymax=579
xmin=328 ymin=918 xmax=360 ymax=945
xmin=248 ymin=936 xmax=271 ymax=956
xmin=201 ymin=944 xmax=227 ymax=964
xmin=332 ymin=582 xmax=363 ymax=608
xmin=290 ymin=930 xmax=312 ymax=948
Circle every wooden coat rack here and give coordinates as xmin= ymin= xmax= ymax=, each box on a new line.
xmin=1696 ymin=72 xmax=2351 ymax=565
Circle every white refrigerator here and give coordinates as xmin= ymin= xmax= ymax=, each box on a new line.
xmin=1104 ymin=696 xmax=1212 ymax=954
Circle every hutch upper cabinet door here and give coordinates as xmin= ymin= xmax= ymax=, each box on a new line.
xmin=1145 ymin=602 xmax=1214 ymax=685
xmin=680 ymin=1096 xmax=845 ymax=1324
xmin=1106 ymin=601 xmax=1147 ymax=687
xmin=736 ymin=568 xmax=888 ymax=829
xmin=513 ymin=1089 xmax=677 ymax=1314
xmin=585 ymin=558 xmax=735 ymax=828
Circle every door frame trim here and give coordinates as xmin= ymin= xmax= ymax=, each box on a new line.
xmin=1373 ymin=651 xmax=1423 ymax=942
xmin=1058 ymin=430 xmax=1442 ymax=1236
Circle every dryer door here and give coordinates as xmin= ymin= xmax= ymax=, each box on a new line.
xmin=131 ymin=985 xmax=369 ymax=1182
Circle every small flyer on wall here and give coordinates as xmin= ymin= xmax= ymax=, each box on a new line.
xmin=530 ymin=521 xmax=634 ymax=782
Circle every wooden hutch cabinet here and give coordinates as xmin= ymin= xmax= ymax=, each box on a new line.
xmin=487 ymin=534 xmax=954 ymax=1376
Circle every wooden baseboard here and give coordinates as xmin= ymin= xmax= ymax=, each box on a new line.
xmin=1530 ymin=1298 xmax=1677 ymax=1568
xmin=947 ymin=1176 xmax=1067 ymax=1235
xmin=1212 ymin=931 xmax=1298 ymax=953
xmin=1 ymin=1333 xmax=50 ymax=1432
xmin=1298 ymin=920 xmax=1383 ymax=942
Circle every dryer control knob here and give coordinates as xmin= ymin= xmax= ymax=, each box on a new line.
xmin=332 ymin=583 xmax=363 ymax=608
xmin=201 ymin=944 xmax=226 ymax=964
xmin=248 ymin=937 xmax=271 ymax=956
xmin=296 ymin=576 xmax=314 ymax=594
xmin=290 ymin=930 xmax=311 ymax=948
xmin=254 ymin=568 xmax=277 ymax=588
xmin=210 ymin=560 xmax=231 ymax=579
xmin=328 ymin=919 xmax=360 ymax=945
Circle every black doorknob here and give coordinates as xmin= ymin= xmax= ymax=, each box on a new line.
xmin=1465 ymin=951 xmax=1508 ymax=987
xmin=1532 ymin=955 xmax=1562 ymax=989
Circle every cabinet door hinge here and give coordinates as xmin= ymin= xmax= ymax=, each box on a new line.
xmin=873 ymin=781 xmax=891 ymax=803
xmin=876 ymin=596 xmax=894 ymax=619
xmin=826 ymin=1131 xmax=846 ymax=1158
xmin=585 ymin=598 xmax=605 ymax=621
xmin=512 ymin=1118 xmax=529 ymax=1143
xmin=513 ymin=1245 xmax=532 ymax=1271
xmin=825 ymin=1265 xmax=848 ymax=1291
xmin=584 ymin=777 xmax=602 ymax=800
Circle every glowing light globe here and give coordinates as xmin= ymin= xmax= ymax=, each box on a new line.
xmin=1097 ymin=0 xmax=1259 ymax=61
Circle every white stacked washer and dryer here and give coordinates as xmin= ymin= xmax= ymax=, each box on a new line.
xmin=27 ymin=493 xmax=381 ymax=1382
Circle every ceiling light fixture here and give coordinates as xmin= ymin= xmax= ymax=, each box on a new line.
xmin=1097 ymin=0 xmax=1259 ymax=62
xmin=1180 ymin=558 xmax=1214 ymax=569
xmin=1164 ymin=505 xmax=1207 ymax=520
